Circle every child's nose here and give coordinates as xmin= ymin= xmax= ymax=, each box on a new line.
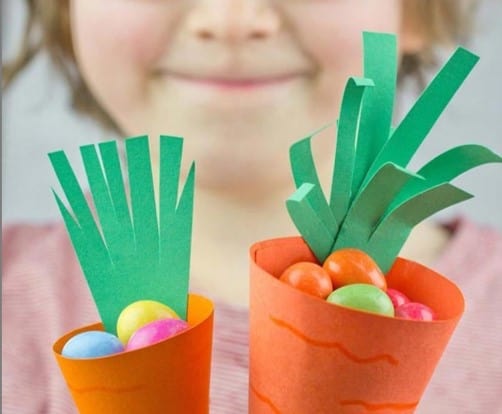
xmin=185 ymin=0 xmax=280 ymax=43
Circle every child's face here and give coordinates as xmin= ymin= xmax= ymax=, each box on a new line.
xmin=70 ymin=0 xmax=404 ymax=189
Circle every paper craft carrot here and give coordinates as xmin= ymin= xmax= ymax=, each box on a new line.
xmin=50 ymin=136 xmax=213 ymax=414
xmin=249 ymin=31 xmax=501 ymax=414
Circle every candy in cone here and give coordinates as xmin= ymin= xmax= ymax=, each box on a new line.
xmin=53 ymin=294 xmax=213 ymax=414
xmin=249 ymin=237 xmax=464 ymax=414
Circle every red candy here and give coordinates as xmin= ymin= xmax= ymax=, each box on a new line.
xmin=396 ymin=302 xmax=436 ymax=321
xmin=280 ymin=262 xmax=333 ymax=299
xmin=386 ymin=288 xmax=410 ymax=309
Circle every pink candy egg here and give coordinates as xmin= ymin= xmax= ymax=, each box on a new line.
xmin=396 ymin=302 xmax=436 ymax=321
xmin=126 ymin=318 xmax=189 ymax=351
xmin=386 ymin=288 xmax=410 ymax=309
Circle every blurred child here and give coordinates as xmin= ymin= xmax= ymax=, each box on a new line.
xmin=3 ymin=1 xmax=501 ymax=413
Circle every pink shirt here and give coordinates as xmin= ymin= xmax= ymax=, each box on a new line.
xmin=2 ymin=217 xmax=502 ymax=413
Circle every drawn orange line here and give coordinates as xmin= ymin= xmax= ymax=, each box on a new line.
xmin=250 ymin=382 xmax=282 ymax=414
xmin=340 ymin=399 xmax=419 ymax=411
xmin=68 ymin=383 xmax=143 ymax=395
xmin=270 ymin=315 xmax=399 ymax=365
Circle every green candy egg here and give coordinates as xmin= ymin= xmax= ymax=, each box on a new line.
xmin=326 ymin=284 xmax=394 ymax=316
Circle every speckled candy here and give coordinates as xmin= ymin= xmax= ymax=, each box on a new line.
xmin=61 ymin=331 xmax=124 ymax=359
xmin=126 ymin=318 xmax=190 ymax=351
xmin=326 ymin=283 xmax=395 ymax=316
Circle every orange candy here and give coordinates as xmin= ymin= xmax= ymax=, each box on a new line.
xmin=280 ymin=262 xmax=333 ymax=299
xmin=322 ymin=248 xmax=386 ymax=290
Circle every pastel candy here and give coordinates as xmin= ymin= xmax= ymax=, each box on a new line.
xmin=61 ymin=331 xmax=124 ymax=359
xmin=326 ymin=283 xmax=394 ymax=316
xmin=126 ymin=318 xmax=190 ymax=351
xmin=117 ymin=300 xmax=179 ymax=344
xmin=396 ymin=302 xmax=436 ymax=321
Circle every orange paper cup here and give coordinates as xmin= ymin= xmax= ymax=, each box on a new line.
xmin=249 ymin=237 xmax=464 ymax=414
xmin=53 ymin=294 xmax=213 ymax=414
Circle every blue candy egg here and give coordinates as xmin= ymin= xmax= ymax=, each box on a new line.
xmin=62 ymin=331 xmax=124 ymax=359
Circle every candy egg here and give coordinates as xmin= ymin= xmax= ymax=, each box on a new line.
xmin=386 ymin=288 xmax=410 ymax=309
xmin=326 ymin=283 xmax=394 ymax=316
xmin=126 ymin=318 xmax=190 ymax=351
xmin=62 ymin=331 xmax=124 ymax=359
xmin=323 ymin=248 xmax=386 ymax=290
xmin=280 ymin=262 xmax=333 ymax=299
xmin=396 ymin=302 xmax=436 ymax=321
xmin=117 ymin=300 xmax=179 ymax=344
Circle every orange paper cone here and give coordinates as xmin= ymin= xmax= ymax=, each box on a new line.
xmin=53 ymin=294 xmax=213 ymax=414
xmin=249 ymin=237 xmax=464 ymax=414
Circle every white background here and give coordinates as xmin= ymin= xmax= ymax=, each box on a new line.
xmin=2 ymin=0 xmax=501 ymax=228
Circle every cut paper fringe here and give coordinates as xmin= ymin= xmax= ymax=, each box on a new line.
xmin=49 ymin=135 xmax=195 ymax=332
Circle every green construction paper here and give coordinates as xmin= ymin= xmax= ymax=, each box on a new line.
xmin=49 ymin=135 xmax=194 ymax=333
xmin=352 ymin=32 xmax=397 ymax=195
xmin=329 ymin=77 xmax=374 ymax=224
xmin=289 ymin=124 xmax=338 ymax=234
xmin=286 ymin=31 xmax=501 ymax=271
xmin=158 ymin=136 xmax=195 ymax=315
xmin=364 ymin=47 xmax=479 ymax=184
xmin=80 ymin=144 xmax=134 ymax=265
xmin=333 ymin=163 xmax=418 ymax=254
xmin=366 ymin=184 xmax=473 ymax=272
xmin=389 ymin=144 xmax=502 ymax=211
xmin=286 ymin=183 xmax=334 ymax=262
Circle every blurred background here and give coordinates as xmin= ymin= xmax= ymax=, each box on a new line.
xmin=2 ymin=0 xmax=501 ymax=228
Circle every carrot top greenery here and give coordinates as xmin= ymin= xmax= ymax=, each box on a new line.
xmin=50 ymin=136 xmax=194 ymax=333
xmin=287 ymin=32 xmax=501 ymax=272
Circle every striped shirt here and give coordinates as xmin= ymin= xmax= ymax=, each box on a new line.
xmin=2 ymin=216 xmax=502 ymax=413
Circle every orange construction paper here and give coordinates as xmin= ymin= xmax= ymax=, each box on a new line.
xmin=53 ymin=294 xmax=213 ymax=414
xmin=249 ymin=237 xmax=464 ymax=414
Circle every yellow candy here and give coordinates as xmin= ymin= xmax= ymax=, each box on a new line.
xmin=116 ymin=300 xmax=179 ymax=344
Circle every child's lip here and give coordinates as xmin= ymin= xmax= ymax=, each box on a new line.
xmin=156 ymin=69 xmax=308 ymax=90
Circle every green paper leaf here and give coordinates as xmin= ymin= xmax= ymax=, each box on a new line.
xmin=50 ymin=135 xmax=194 ymax=332
xmin=159 ymin=136 xmax=195 ymax=318
xmin=289 ymin=126 xmax=338 ymax=234
xmin=352 ymin=32 xmax=397 ymax=194
xmin=367 ymin=184 xmax=473 ymax=272
xmin=286 ymin=183 xmax=334 ymax=262
xmin=364 ymin=47 xmax=479 ymax=183
xmin=333 ymin=163 xmax=418 ymax=252
xmin=389 ymin=144 xmax=502 ymax=210
xmin=330 ymin=77 xmax=374 ymax=224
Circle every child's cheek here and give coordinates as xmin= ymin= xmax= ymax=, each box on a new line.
xmin=282 ymin=6 xmax=363 ymax=74
xmin=71 ymin=1 xmax=178 ymax=75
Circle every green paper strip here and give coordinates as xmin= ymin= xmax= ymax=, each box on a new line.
xmin=80 ymin=144 xmax=132 ymax=265
xmin=159 ymin=135 xmax=195 ymax=319
xmin=368 ymin=184 xmax=473 ymax=272
xmin=98 ymin=141 xmax=135 ymax=248
xmin=334 ymin=163 xmax=417 ymax=252
xmin=126 ymin=137 xmax=159 ymax=272
xmin=48 ymin=151 xmax=107 ymax=255
xmin=352 ymin=32 xmax=397 ymax=195
xmin=286 ymin=183 xmax=334 ymax=262
xmin=289 ymin=129 xmax=338 ymax=234
xmin=364 ymin=47 xmax=479 ymax=183
xmin=330 ymin=77 xmax=374 ymax=224
xmin=389 ymin=144 xmax=502 ymax=210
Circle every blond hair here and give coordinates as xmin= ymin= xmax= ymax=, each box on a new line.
xmin=3 ymin=0 xmax=478 ymax=133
